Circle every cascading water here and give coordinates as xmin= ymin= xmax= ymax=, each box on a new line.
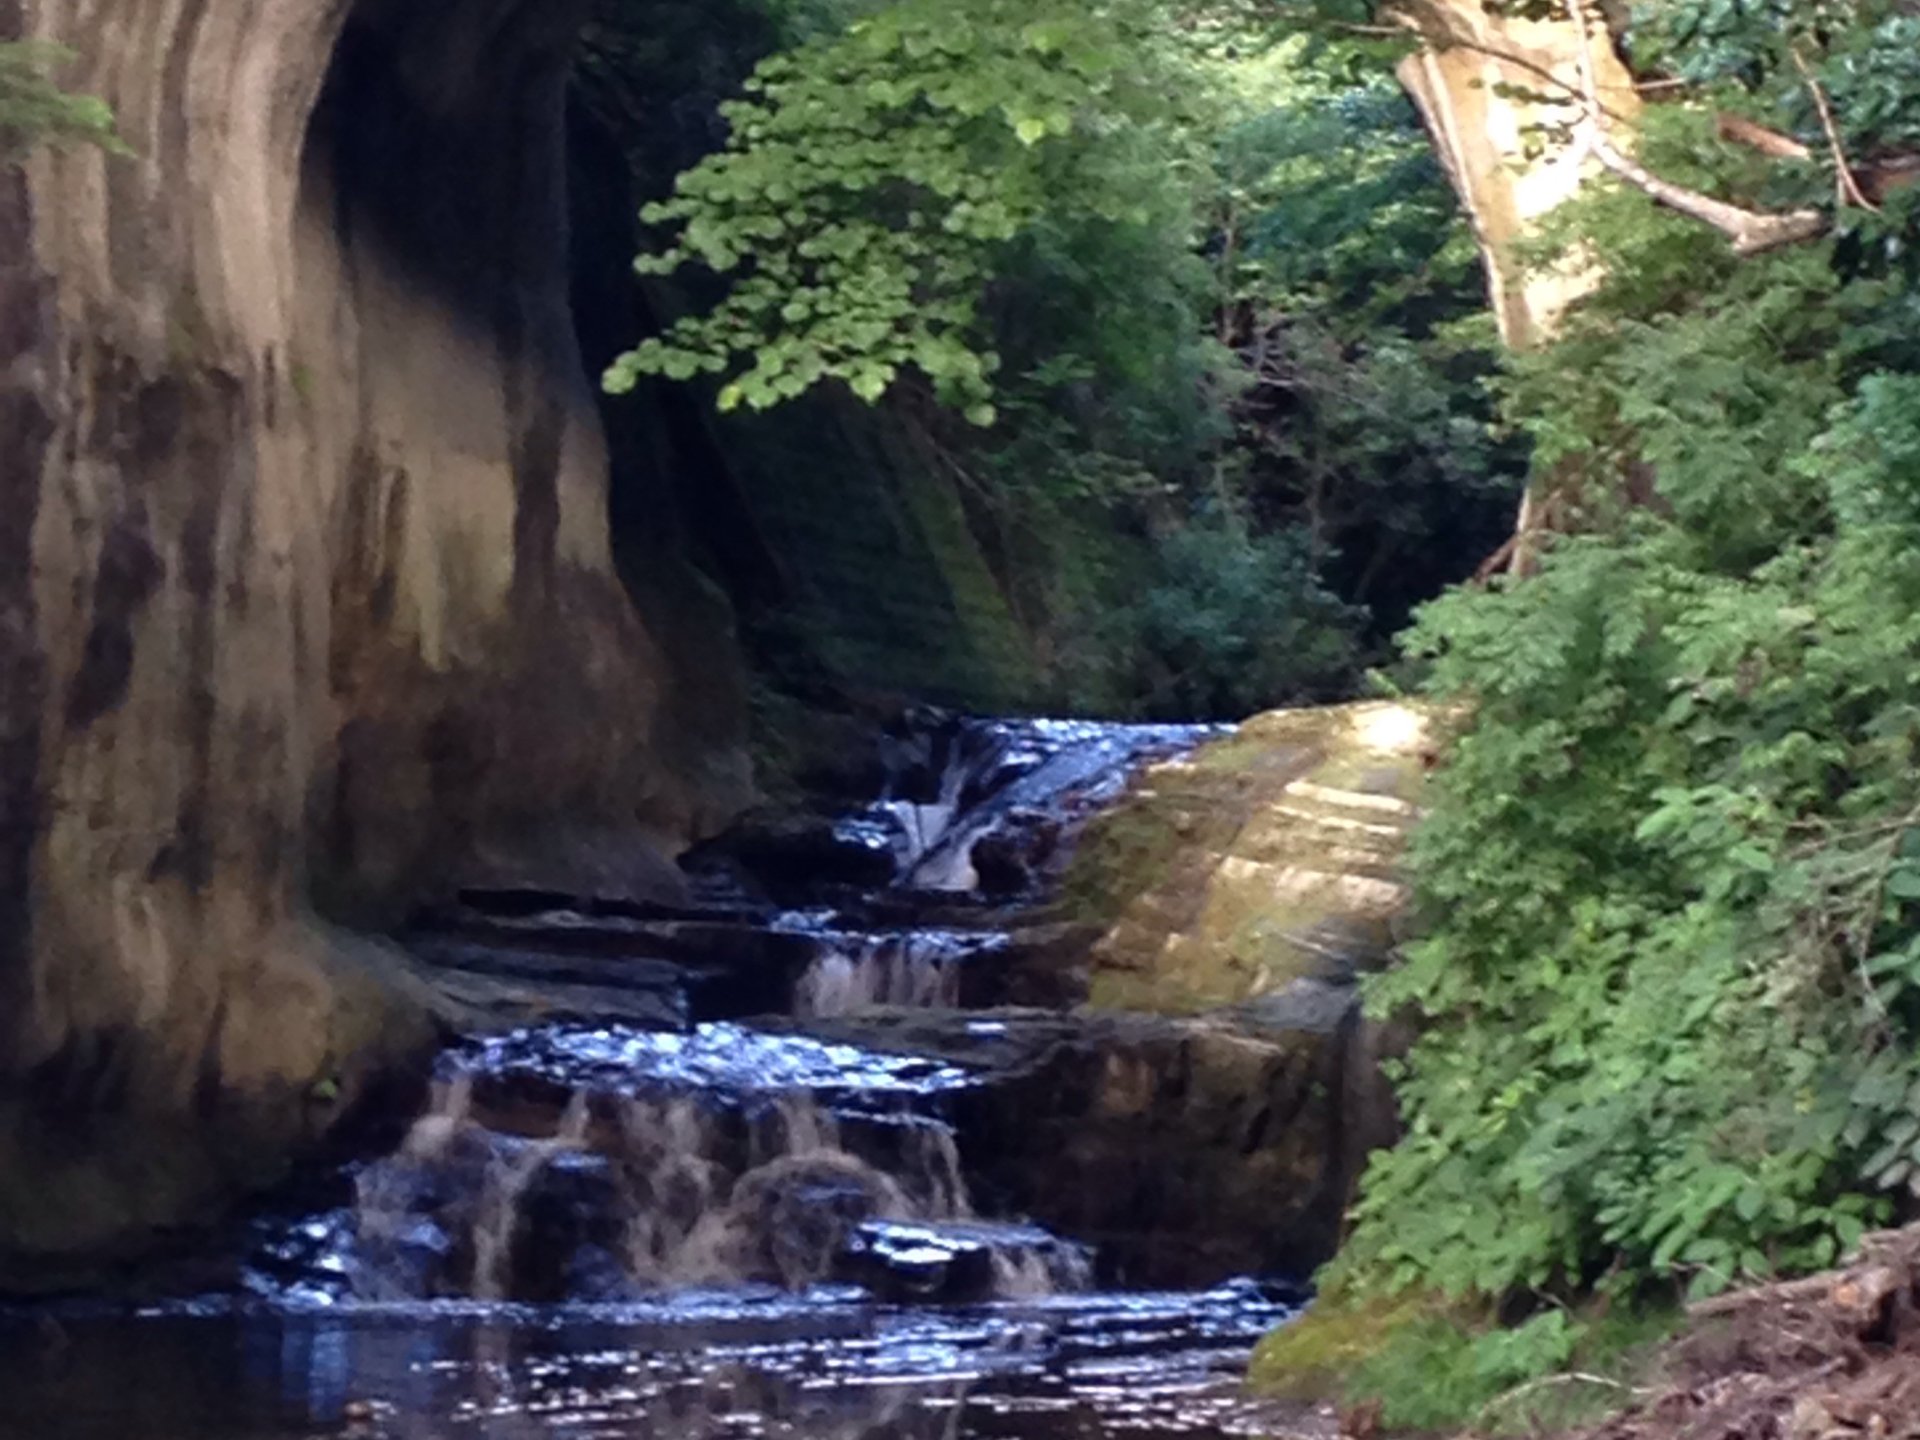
xmin=897 ymin=719 xmax=1221 ymax=893
xmin=327 ymin=1031 xmax=1090 ymax=1305
xmin=6 ymin=713 xmax=1316 ymax=1440
xmin=793 ymin=931 xmax=971 ymax=1017
xmin=470 ymin=1090 xmax=591 ymax=1301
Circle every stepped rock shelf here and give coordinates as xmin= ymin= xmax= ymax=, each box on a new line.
xmin=2 ymin=703 xmax=1429 ymax=1440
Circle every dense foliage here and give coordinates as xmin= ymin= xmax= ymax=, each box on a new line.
xmin=1289 ymin=0 xmax=1920 ymax=1424
xmin=604 ymin=0 xmax=1200 ymax=424
xmin=602 ymin=0 xmax=1518 ymax=717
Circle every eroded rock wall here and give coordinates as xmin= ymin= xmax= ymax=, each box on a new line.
xmin=0 ymin=0 xmax=750 ymax=1275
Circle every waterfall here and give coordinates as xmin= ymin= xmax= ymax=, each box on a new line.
xmin=260 ymin=716 xmax=1236 ymax=1311
xmin=874 ymin=715 xmax=996 ymax=869
xmin=992 ymin=1243 xmax=1095 ymax=1298
xmin=619 ymin=1094 xmax=955 ymax=1291
xmin=340 ymin=1069 xmax=1080 ymax=1302
xmin=399 ymin=1072 xmax=473 ymax=1161
xmin=899 ymin=1117 xmax=972 ymax=1221
xmin=617 ymin=1092 xmax=915 ymax=1289
xmin=470 ymin=1091 xmax=591 ymax=1300
xmin=794 ymin=934 xmax=966 ymax=1017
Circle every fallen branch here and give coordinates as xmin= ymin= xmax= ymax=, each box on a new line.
xmin=1791 ymin=44 xmax=1882 ymax=213
xmin=1715 ymin=112 xmax=1812 ymax=162
xmin=1472 ymin=532 xmax=1520 ymax=584
xmin=1687 ymin=1269 xmax=1840 ymax=1320
xmin=1477 ymin=1370 xmax=1640 ymax=1426
xmin=1586 ymin=132 xmax=1830 ymax=254
xmin=1564 ymin=0 xmax=1828 ymax=256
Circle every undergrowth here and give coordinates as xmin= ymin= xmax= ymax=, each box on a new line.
xmin=1253 ymin=1294 xmax=1678 ymax=1432
xmin=1263 ymin=4 xmax=1920 ymax=1427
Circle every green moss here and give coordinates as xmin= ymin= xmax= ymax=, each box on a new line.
xmin=1063 ymin=796 xmax=1201 ymax=925
xmin=1252 ymin=1292 xmax=1678 ymax=1434
xmin=690 ymin=391 xmax=1047 ymax=710
xmin=1251 ymin=1291 xmax=1447 ymax=1394
xmin=1065 ymin=702 xmax=1427 ymax=1014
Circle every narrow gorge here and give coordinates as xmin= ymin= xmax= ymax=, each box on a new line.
xmin=3 ymin=3 xmax=1437 ymax=1427
xmin=5 ymin=703 xmax=1428 ymax=1435
xmin=15 ymin=0 xmax=1901 ymax=1434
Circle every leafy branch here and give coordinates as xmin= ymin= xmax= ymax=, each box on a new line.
xmin=1560 ymin=0 xmax=1827 ymax=256
xmin=0 ymin=42 xmax=126 ymax=162
xmin=604 ymin=0 xmax=1205 ymax=422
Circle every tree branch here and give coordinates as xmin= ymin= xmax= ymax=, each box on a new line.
xmin=1586 ymin=131 xmax=1830 ymax=254
xmin=1564 ymin=0 xmax=1828 ymax=255
xmin=1368 ymin=8 xmax=1639 ymax=125
xmin=1715 ymin=112 xmax=1812 ymax=162
xmin=1388 ymin=0 xmax=1831 ymax=255
xmin=1791 ymin=44 xmax=1881 ymax=213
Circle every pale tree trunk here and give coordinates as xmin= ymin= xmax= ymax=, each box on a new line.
xmin=1395 ymin=1 xmax=1841 ymax=574
xmin=1395 ymin=0 xmax=1640 ymax=572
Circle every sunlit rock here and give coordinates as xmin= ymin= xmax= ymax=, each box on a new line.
xmin=1070 ymin=701 xmax=1431 ymax=1016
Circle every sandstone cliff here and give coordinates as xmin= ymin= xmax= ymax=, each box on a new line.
xmin=0 ymin=0 xmax=752 ymax=1277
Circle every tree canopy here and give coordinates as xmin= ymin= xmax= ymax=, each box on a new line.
xmin=601 ymin=0 xmax=1518 ymax=716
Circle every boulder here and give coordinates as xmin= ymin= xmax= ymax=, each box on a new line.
xmin=841 ymin=1219 xmax=1086 ymax=1302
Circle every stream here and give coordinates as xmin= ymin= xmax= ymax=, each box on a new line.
xmin=2 ymin=716 xmax=1334 ymax=1440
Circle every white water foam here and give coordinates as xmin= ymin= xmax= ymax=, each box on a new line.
xmin=794 ymin=934 xmax=967 ymax=1017
xmin=345 ymin=1077 xmax=1083 ymax=1303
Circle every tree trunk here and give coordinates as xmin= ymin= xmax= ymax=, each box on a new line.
xmin=1395 ymin=0 xmax=1639 ymax=570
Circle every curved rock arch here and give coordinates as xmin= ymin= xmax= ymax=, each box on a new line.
xmin=0 ymin=0 xmax=749 ymax=1276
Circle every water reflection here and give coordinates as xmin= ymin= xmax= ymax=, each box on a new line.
xmin=2 ymin=1286 xmax=1317 ymax=1440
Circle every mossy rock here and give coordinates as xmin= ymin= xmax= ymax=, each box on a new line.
xmin=1254 ymin=1290 xmax=1676 ymax=1433
xmin=1065 ymin=701 xmax=1434 ymax=1015
xmin=1249 ymin=1291 xmax=1466 ymax=1402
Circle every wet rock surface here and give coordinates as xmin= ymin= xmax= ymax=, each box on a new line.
xmin=762 ymin=1006 xmax=1394 ymax=1287
xmin=1066 ymin=701 xmax=1429 ymax=1033
xmin=395 ymin=714 xmax=1226 ymax=1031
xmin=279 ymin=710 xmax=1403 ymax=1304
xmin=1 ymin=710 xmax=1403 ymax=1440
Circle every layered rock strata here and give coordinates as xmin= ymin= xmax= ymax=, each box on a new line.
xmin=0 ymin=0 xmax=750 ymax=1276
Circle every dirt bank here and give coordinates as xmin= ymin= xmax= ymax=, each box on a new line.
xmin=1565 ymin=1226 xmax=1920 ymax=1440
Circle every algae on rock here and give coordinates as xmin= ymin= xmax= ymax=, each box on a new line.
xmin=1068 ymin=701 xmax=1431 ymax=1016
